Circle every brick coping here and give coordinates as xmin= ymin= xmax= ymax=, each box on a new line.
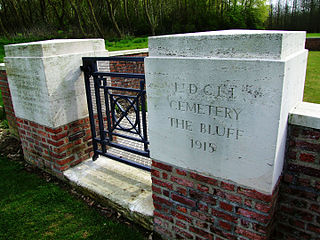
xmin=0 ymin=63 xmax=5 ymax=71
xmin=109 ymin=48 xmax=148 ymax=56
xmin=289 ymin=102 xmax=320 ymax=130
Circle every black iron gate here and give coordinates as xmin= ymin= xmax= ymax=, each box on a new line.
xmin=81 ymin=57 xmax=150 ymax=171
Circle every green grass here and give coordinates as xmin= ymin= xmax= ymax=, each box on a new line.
xmin=304 ymin=51 xmax=320 ymax=104
xmin=307 ymin=33 xmax=320 ymax=38
xmin=0 ymin=157 xmax=145 ymax=240
xmin=105 ymin=37 xmax=148 ymax=51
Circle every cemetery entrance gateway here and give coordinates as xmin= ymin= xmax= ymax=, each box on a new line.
xmin=81 ymin=57 xmax=150 ymax=171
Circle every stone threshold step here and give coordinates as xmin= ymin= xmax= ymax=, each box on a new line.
xmin=63 ymin=156 xmax=154 ymax=230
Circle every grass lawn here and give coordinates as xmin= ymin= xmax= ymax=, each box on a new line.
xmin=0 ymin=157 xmax=145 ymax=240
xmin=307 ymin=33 xmax=320 ymax=38
xmin=304 ymin=51 xmax=320 ymax=104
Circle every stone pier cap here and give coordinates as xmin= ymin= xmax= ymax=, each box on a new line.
xmin=5 ymin=39 xmax=105 ymax=57
xmin=146 ymin=30 xmax=308 ymax=194
xmin=5 ymin=39 xmax=108 ymax=128
xmin=149 ymin=29 xmax=306 ymax=60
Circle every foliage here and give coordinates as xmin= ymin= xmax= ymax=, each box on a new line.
xmin=304 ymin=51 xmax=320 ymax=104
xmin=268 ymin=0 xmax=320 ymax=32
xmin=0 ymin=0 xmax=270 ymax=38
xmin=0 ymin=157 xmax=145 ymax=240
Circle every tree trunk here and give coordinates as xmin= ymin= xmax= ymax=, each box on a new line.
xmin=105 ymin=0 xmax=123 ymax=38
xmin=87 ymin=0 xmax=104 ymax=37
xmin=69 ymin=0 xmax=87 ymax=37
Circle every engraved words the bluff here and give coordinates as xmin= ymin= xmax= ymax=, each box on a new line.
xmin=167 ymin=82 xmax=245 ymax=154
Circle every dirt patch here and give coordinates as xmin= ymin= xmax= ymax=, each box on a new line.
xmin=0 ymin=128 xmax=24 ymax=161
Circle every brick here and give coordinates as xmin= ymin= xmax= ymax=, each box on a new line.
xmin=53 ymin=143 xmax=73 ymax=154
xmin=45 ymin=127 xmax=63 ymax=134
xmin=224 ymin=191 xmax=242 ymax=203
xmin=197 ymin=184 xmax=209 ymax=193
xmin=235 ymin=227 xmax=266 ymax=240
xmin=152 ymin=185 xmax=162 ymax=194
xmin=310 ymin=204 xmax=320 ymax=214
xmin=220 ymin=201 xmax=233 ymax=212
xmin=300 ymin=153 xmax=315 ymax=163
xmin=210 ymin=226 xmax=237 ymax=240
xmin=190 ymin=211 xmax=214 ymax=223
xmin=152 ymin=161 xmax=172 ymax=172
xmin=173 ymin=227 xmax=193 ymax=239
xmin=176 ymin=169 xmax=187 ymax=176
xmin=175 ymin=220 xmax=186 ymax=228
xmin=198 ymin=203 xmax=208 ymax=212
xmin=155 ymin=225 xmax=172 ymax=238
xmin=56 ymin=156 xmax=75 ymax=166
xmin=172 ymin=194 xmax=196 ymax=207
xmin=176 ymin=186 xmax=187 ymax=196
xmin=307 ymin=224 xmax=320 ymax=234
xmin=152 ymin=194 xmax=173 ymax=206
xmin=302 ymin=129 xmax=320 ymax=140
xmin=219 ymin=220 xmax=232 ymax=231
xmin=295 ymin=140 xmax=320 ymax=152
xmin=237 ymin=187 xmax=272 ymax=202
xmin=189 ymin=226 xmax=212 ymax=239
xmin=151 ymin=169 xmax=160 ymax=178
xmin=171 ymin=176 xmax=194 ymax=187
xmin=177 ymin=205 xmax=187 ymax=213
xmin=189 ymin=190 xmax=216 ymax=205
xmin=154 ymin=210 xmax=173 ymax=222
xmin=211 ymin=209 xmax=237 ymax=223
xmin=190 ymin=172 xmax=219 ymax=185
xmin=47 ymin=139 xmax=65 ymax=147
xmin=287 ymin=164 xmax=320 ymax=178
xmin=51 ymin=131 xmax=68 ymax=141
xmin=255 ymin=202 xmax=272 ymax=213
xmin=152 ymin=178 xmax=173 ymax=190
xmin=221 ymin=181 xmax=235 ymax=191
xmin=171 ymin=211 xmax=193 ymax=223
xmin=237 ymin=208 xmax=270 ymax=224
xmin=162 ymin=172 xmax=168 ymax=179
xmin=283 ymin=174 xmax=294 ymax=183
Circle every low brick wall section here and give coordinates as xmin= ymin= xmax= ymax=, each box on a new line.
xmin=109 ymin=52 xmax=148 ymax=90
xmin=17 ymin=117 xmax=93 ymax=178
xmin=274 ymin=124 xmax=320 ymax=239
xmin=151 ymin=160 xmax=279 ymax=240
xmin=306 ymin=38 xmax=320 ymax=51
xmin=0 ymin=68 xmax=18 ymax=135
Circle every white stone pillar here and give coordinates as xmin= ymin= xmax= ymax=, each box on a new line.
xmin=4 ymin=39 xmax=108 ymax=176
xmin=146 ymin=30 xmax=308 ymax=239
xmin=5 ymin=39 xmax=107 ymax=128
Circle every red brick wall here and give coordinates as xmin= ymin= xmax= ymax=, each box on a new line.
xmin=151 ymin=160 xmax=279 ymax=239
xmin=274 ymin=124 xmax=320 ymax=239
xmin=17 ymin=117 xmax=93 ymax=178
xmin=110 ymin=53 xmax=147 ymax=90
xmin=0 ymin=69 xmax=18 ymax=134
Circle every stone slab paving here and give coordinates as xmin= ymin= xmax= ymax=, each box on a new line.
xmin=64 ymin=156 xmax=153 ymax=230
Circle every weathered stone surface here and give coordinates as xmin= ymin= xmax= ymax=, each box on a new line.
xmin=4 ymin=39 xmax=108 ymax=128
xmin=64 ymin=157 xmax=154 ymax=230
xmin=289 ymin=102 xmax=320 ymax=130
xmin=146 ymin=30 xmax=308 ymax=194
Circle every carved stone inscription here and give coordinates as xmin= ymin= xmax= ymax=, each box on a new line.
xmin=167 ymin=81 xmax=245 ymax=154
xmin=146 ymin=57 xmax=284 ymax=185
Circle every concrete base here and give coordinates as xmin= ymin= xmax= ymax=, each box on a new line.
xmin=63 ymin=156 xmax=154 ymax=230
